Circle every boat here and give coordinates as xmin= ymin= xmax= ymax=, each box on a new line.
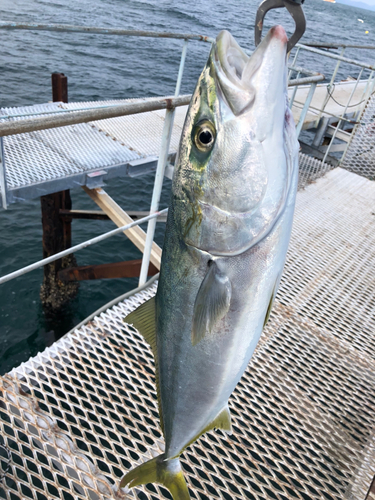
xmin=0 ymin=21 xmax=375 ymax=500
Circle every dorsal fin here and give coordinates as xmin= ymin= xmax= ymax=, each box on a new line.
xmin=192 ymin=261 xmax=232 ymax=346
xmin=124 ymin=297 xmax=157 ymax=355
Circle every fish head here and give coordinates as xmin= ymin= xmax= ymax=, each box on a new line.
xmin=172 ymin=26 xmax=299 ymax=256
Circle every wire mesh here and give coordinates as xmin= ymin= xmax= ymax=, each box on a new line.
xmin=0 ymin=100 xmax=187 ymax=193
xmin=341 ymin=92 xmax=375 ymax=180
xmin=1 ymin=166 xmax=374 ymax=500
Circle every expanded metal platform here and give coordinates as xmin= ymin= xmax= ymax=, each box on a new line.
xmin=0 ymin=164 xmax=374 ymax=500
xmin=0 ymin=100 xmax=189 ymax=204
xmin=342 ymin=92 xmax=375 ymax=181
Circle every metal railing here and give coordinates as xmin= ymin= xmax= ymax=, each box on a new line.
xmin=287 ymin=42 xmax=375 ymax=164
xmin=0 ymin=22 xmax=324 ymax=290
xmin=0 ymin=208 xmax=168 ymax=285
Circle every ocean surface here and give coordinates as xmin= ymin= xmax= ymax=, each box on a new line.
xmin=0 ymin=0 xmax=374 ymax=375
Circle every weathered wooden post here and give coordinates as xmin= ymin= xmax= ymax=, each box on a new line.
xmin=40 ymin=73 xmax=79 ymax=311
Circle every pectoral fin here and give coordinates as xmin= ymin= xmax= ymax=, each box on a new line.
xmin=192 ymin=261 xmax=232 ymax=346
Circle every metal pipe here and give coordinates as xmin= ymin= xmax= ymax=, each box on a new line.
xmin=288 ymin=46 xmax=301 ymax=82
xmin=289 ymin=73 xmax=301 ymax=108
xmin=302 ymin=42 xmax=375 ymax=49
xmin=139 ymin=39 xmax=189 ymax=286
xmin=0 ymin=22 xmax=214 ymax=43
xmin=288 ymin=75 xmax=325 ymax=87
xmin=0 ymin=208 xmax=168 ymax=286
xmin=0 ymin=94 xmax=191 ymax=137
xmin=0 ymin=138 xmax=7 ymax=209
xmin=287 ymin=64 xmax=322 ymax=77
xmin=297 ymin=43 xmax=375 ymax=70
xmin=323 ymin=68 xmax=364 ymax=164
xmin=296 ymin=82 xmax=317 ymax=137
xmin=0 ymin=102 xmax=153 ymax=120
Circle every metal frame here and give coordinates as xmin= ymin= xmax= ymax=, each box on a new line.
xmin=0 ymin=208 xmax=167 ymax=285
xmin=0 ymin=21 xmax=324 ymax=289
xmin=288 ymin=42 xmax=375 ymax=163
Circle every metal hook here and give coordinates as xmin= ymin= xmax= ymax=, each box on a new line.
xmin=254 ymin=0 xmax=306 ymax=53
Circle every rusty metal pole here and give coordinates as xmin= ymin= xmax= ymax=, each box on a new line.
xmin=40 ymin=73 xmax=78 ymax=312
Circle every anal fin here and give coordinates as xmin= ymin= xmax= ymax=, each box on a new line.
xmin=212 ymin=405 xmax=232 ymax=434
xmin=178 ymin=404 xmax=233 ymax=457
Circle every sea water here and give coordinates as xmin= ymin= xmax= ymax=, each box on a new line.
xmin=0 ymin=0 xmax=374 ymax=374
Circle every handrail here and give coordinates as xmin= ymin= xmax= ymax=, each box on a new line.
xmin=0 ymin=22 xmax=215 ymax=43
xmin=0 ymin=95 xmax=191 ymax=137
xmin=303 ymin=42 xmax=375 ymax=50
xmin=296 ymin=43 xmax=375 ymax=70
xmin=0 ymin=208 xmax=168 ymax=285
xmin=289 ymin=75 xmax=325 ymax=87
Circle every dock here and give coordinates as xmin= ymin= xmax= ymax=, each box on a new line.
xmin=1 ymin=23 xmax=375 ymax=500
xmin=0 ymin=79 xmax=372 ymax=207
xmin=1 ymin=161 xmax=374 ymax=500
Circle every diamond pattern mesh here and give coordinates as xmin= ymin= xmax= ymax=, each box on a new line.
xmin=341 ymin=92 xmax=375 ymax=181
xmin=0 ymin=100 xmax=187 ymax=193
xmin=1 ymin=167 xmax=374 ymax=500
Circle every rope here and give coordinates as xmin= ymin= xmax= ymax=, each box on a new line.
xmin=326 ymin=82 xmax=375 ymax=109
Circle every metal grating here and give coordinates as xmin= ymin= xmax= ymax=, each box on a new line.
xmin=1 ymin=167 xmax=375 ymax=500
xmin=297 ymin=152 xmax=333 ymax=190
xmin=341 ymin=93 xmax=375 ymax=181
xmin=0 ymin=100 xmax=187 ymax=199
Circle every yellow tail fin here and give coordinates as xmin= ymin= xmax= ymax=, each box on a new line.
xmin=120 ymin=453 xmax=190 ymax=500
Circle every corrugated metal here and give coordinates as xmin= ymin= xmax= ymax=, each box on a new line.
xmin=1 ymin=166 xmax=374 ymax=500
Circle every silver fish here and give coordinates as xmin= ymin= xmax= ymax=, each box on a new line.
xmin=121 ymin=25 xmax=299 ymax=500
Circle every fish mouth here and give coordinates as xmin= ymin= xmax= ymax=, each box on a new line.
xmin=213 ymin=26 xmax=288 ymax=115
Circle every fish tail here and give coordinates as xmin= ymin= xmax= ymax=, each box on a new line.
xmin=120 ymin=453 xmax=190 ymax=500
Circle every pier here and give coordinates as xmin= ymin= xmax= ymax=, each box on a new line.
xmin=0 ymin=22 xmax=375 ymax=500
xmin=1 ymin=161 xmax=374 ymax=500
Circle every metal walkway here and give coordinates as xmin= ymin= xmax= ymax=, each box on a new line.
xmin=0 ymin=100 xmax=189 ymax=204
xmin=1 ymin=164 xmax=374 ymax=500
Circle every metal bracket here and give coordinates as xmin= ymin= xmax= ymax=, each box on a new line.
xmin=128 ymin=156 xmax=158 ymax=177
xmin=85 ymin=170 xmax=108 ymax=189
xmin=255 ymin=0 xmax=306 ymax=53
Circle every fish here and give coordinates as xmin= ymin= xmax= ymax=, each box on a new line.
xmin=120 ymin=24 xmax=299 ymax=500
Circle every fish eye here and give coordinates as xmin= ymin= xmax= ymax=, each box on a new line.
xmin=193 ymin=121 xmax=216 ymax=152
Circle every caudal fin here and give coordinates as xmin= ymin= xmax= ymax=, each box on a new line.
xmin=120 ymin=453 xmax=190 ymax=500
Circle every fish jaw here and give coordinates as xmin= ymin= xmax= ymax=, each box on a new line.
xmin=172 ymin=26 xmax=298 ymax=256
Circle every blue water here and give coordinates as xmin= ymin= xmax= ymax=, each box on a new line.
xmin=0 ymin=0 xmax=374 ymax=375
